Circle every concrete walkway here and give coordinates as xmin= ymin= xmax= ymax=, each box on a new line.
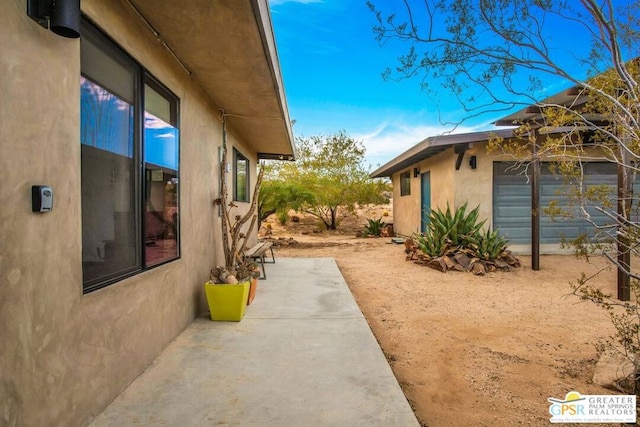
xmin=89 ymin=258 xmax=420 ymax=427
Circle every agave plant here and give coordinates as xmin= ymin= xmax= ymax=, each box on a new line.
xmin=469 ymin=228 xmax=509 ymax=261
xmin=425 ymin=202 xmax=486 ymax=248
xmin=415 ymin=231 xmax=449 ymax=257
xmin=363 ymin=217 xmax=387 ymax=237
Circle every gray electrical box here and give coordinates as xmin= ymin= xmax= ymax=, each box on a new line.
xmin=32 ymin=185 xmax=53 ymax=212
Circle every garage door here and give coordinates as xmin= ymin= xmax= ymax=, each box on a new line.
xmin=493 ymin=162 xmax=617 ymax=244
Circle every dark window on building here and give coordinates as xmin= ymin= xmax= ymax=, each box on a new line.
xmin=234 ymin=148 xmax=249 ymax=202
xmin=80 ymin=19 xmax=180 ymax=293
xmin=400 ymin=171 xmax=411 ymax=196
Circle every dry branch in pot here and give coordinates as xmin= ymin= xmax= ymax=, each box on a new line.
xmin=211 ymin=123 xmax=264 ymax=283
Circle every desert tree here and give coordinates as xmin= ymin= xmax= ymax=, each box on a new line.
xmin=368 ymin=0 xmax=640 ymax=384
xmin=258 ymin=165 xmax=315 ymax=228
xmin=268 ymin=130 xmax=390 ymax=230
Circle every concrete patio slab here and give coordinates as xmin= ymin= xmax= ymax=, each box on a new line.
xmin=89 ymin=258 xmax=419 ymax=427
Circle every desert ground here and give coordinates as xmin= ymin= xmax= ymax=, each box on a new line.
xmin=261 ymin=205 xmax=628 ymax=426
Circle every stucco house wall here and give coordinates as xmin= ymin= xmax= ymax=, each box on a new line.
xmin=453 ymin=146 xmax=496 ymax=230
xmin=392 ymin=150 xmax=454 ymax=237
xmin=0 ymin=1 xmax=277 ymax=425
xmin=428 ymin=150 xmax=457 ymax=215
xmin=391 ymin=147 xmax=486 ymax=237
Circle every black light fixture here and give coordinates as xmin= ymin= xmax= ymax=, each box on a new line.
xmin=413 ymin=167 xmax=420 ymax=177
xmin=27 ymin=0 xmax=80 ymax=38
xmin=469 ymin=155 xmax=477 ymax=170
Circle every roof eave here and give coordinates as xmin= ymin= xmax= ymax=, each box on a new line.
xmin=370 ymin=129 xmax=515 ymax=178
xmin=117 ymin=0 xmax=295 ymax=158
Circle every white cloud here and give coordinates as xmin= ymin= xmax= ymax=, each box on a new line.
xmin=145 ymin=116 xmax=172 ymax=129
xmin=355 ymin=121 xmax=492 ymax=170
xmin=156 ymin=132 xmax=177 ymax=139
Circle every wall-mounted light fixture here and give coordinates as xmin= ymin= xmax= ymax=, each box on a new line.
xmin=413 ymin=167 xmax=420 ymax=178
xmin=469 ymin=155 xmax=477 ymax=170
xmin=27 ymin=0 xmax=80 ymax=38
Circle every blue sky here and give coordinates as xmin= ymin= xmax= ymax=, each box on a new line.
xmin=268 ymin=0 xmax=624 ymax=169
xmin=269 ymin=0 xmax=494 ymax=169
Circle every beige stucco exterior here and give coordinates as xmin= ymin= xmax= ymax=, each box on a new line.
xmin=381 ymin=133 xmax=609 ymax=255
xmin=0 ymin=1 xmax=292 ymax=425
xmin=391 ymin=145 xmax=497 ymax=237
xmin=392 ymin=149 xmax=455 ymax=236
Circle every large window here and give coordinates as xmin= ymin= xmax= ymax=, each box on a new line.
xmin=400 ymin=171 xmax=411 ymax=196
xmin=80 ymin=19 xmax=180 ymax=292
xmin=234 ymin=148 xmax=249 ymax=202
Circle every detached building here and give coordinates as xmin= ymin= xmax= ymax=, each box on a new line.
xmin=371 ymin=88 xmax=626 ymax=254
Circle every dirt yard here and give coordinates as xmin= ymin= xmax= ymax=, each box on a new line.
xmin=261 ymin=207 xmax=624 ymax=426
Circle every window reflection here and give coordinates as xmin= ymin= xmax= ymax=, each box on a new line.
xmin=234 ymin=149 xmax=249 ymax=202
xmin=144 ymin=111 xmax=179 ymax=266
xmin=80 ymin=77 xmax=139 ymax=284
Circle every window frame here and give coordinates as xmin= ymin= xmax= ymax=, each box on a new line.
xmin=142 ymin=74 xmax=181 ymax=269
xmin=80 ymin=18 xmax=180 ymax=293
xmin=400 ymin=170 xmax=411 ymax=196
xmin=233 ymin=148 xmax=250 ymax=203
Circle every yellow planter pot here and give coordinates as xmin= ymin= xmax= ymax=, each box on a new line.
xmin=204 ymin=280 xmax=250 ymax=321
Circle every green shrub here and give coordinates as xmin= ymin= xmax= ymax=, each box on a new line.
xmin=363 ymin=217 xmax=387 ymax=236
xmin=276 ymin=210 xmax=289 ymax=225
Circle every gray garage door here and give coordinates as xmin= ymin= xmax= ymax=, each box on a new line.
xmin=493 ymin=162 xmax=617 ymax=244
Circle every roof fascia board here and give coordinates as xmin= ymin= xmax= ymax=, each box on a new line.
xmin=250 ymin=0 xmax=296 ymax=159
xmin=370 ymin=128 xmax=514 ymax=178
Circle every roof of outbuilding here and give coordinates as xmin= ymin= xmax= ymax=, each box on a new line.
xmin=370 ymin=128 xmax=515 ymax=178
xmin=493 ymin=86 xmax=591 ymax=127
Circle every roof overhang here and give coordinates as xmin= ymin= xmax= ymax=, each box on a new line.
xmin=494 ymin=86 xmax=589 ymax=126
xmin=121 ymin=0 xmax=295 ymax=159
xmin=370 ymin=128 xmax=515 ymax=178
xmin=493 ymin=86 xmax=612 ymax=128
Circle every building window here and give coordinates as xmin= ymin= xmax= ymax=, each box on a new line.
xmin=400 ymin=171 xmax=411 ymax=196
xmin=234 ymin=148 xmax=249 ymax=202
xmin=80 ymin=19 xmax=180 ymax=293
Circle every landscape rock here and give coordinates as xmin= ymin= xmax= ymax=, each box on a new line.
xmin=381 ymin=224 xmax=394 ymax=237
xmin=442 ymin=256 xmax=456 ymax=270
xmin=471 ymin=262 xmax=486 ymax=276
xmin=404 ymin=238 xmax=418 ymax=252
xmin=452 ymin=263 xmax=466 ymax=272
xmin=454 ymin=253 xmax=472 ymax=270
xmin=494 ymin=259 xmax=511 ymax=270
xmin=427 ymin=257 xmax=448 ymax=272
xmin=592 ymin=351 xmax=635 ymax=391
xmin=225 ymin=275 xmax=238 ymax=284
xmin=504 ymin=253 xmax=521 ymax=267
